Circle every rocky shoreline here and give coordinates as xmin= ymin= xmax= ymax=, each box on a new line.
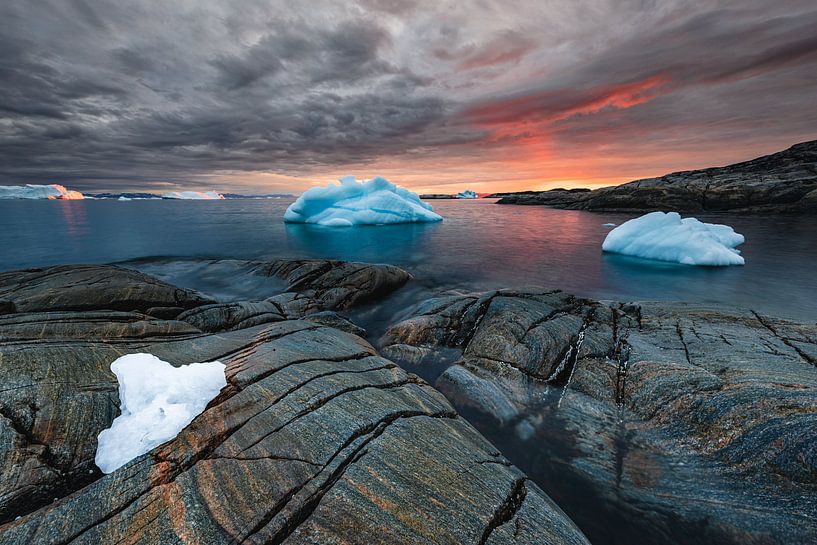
xmin=495 ymin=140 xmax=817 ymax=213
xmin=0 ymin=260 xmax=814 ymax=544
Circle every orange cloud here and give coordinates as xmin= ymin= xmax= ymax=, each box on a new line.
xmin=463 ymin=74 xmax=671 ymax=127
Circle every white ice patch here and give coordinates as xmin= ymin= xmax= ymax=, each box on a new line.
xmin=456 ymin=190 xmax=478 ymax=199
xmin=602 ymin=211 xmax=745 ymax=266
xmin=0 ymin=184 xmax=84 ymax=200
xmin=95 ymin=354 xmax=226 ymax=473
xmin=284 ymin=176 xmax=442 ymax=226
xmin=162 ymin=190 xmax=224 ymax=200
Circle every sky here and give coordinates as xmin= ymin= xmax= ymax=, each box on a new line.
xmin=0 ymin=0 xmax=815 ymax=195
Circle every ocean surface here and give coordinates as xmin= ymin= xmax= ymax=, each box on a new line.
xmin=0 ymin=198 xmax=813 ymax=321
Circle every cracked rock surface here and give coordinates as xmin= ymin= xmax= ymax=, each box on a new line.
xmin=496 ymin=140 xmax=817 ymax=213
xmin=0 ymin=263 xmax=587 ymax=545
xmin=382 ymin=289 xmax=817 ymax=545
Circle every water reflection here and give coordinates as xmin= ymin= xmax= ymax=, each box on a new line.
xmin=599 ymin=252 xmax=744 ymax=306
xmin=284 ymin=221 xmax=439 ymax=264
xmin=57 ymin=200 xmax=89 ymax=239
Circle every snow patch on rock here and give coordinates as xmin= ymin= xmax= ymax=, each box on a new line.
xmin=95 ymin=354 xmax=226 ymax=473
xmin=602 ymin=211 xmax=745 ymax=266
xmin=284 ymin=176 xmax=442 ymax=226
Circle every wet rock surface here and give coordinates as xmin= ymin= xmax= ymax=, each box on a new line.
xmin=0 ymin=264 xmax=214 ymax=313
xmin=0 ymin=263 xmax=586 ymax=545
xmin=172 ymin=259 xmax=411 ymax=333
xmin=382 ymin=289 xmax=817 ymax=544
xmin=496 ymin=140 xmax=817 ymax=213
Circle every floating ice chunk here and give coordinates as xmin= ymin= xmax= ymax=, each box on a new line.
xmin=602 ymin=211 xmax=744 ymax=266
xmin=162 ymin=190 xmax=224 ymax=200
xmin=602 ymin=223 xmax=616 ymax=228
xmin=95 ymin=354 xmax=226 ymax=473
xmin=0 ymin=184 xmax=84 ymax=200
xmin=118 ymin=196 xmax=131 ymax=201
xmin=284 ymin=176 xmax=442 ymax=226
xmin=456 ymin=190 xmax=478 ymax=199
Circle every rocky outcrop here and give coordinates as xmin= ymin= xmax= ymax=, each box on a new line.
xmin=0 ymin=264 xmax=214 ymax=313
xmin=496 ymin=140 xmax=817 ymax=213
xmin=174 ymin=259 xmax=410 ymax=333
xmin=0 ymin=264 xmax=587 ymax=545
xmin=381 ymin=289 xmax=817 ymax=545
xmin=419 ymin=194 xmax=455 ymax=199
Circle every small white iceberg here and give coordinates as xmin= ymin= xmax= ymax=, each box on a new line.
xmin=0 ymin=183 xmax=84 ymax=200
xmin=95 ymin=354 xmax=226 ymax=473
xmin=284 ymin=176 xmax=442 ymax=226
xmin=602 ymin=211 xmax=745 ymax=266
xmin=118 ymin=196 xmax=132 ymax=201
xmin=162 ymin=190 xmax=224 ymax=200
xmin=456 ymin=189 xmax=478 ymax=199
xmin=602 ymin=223 xmax=617 ymax=228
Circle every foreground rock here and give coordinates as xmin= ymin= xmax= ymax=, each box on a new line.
xmin=0 ymin=264 xmax=214 ymax=313
xmin=382 ymin=289 xmax=817 ymax=545
xmin=497 ymin=140 xmax=817 ymax=213
xmin=173 ymin=258 xmax=411 ymax=333
xmin=0 ymin=264 xmax=587 ymax=544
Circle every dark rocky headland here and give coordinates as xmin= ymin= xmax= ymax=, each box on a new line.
xmin=495 ymin=140 xmax=817 ymax=213
xmin=0 ymin=260 xmax=814 ymax=544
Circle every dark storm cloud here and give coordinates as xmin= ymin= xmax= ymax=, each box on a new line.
xmin=464 ymin=5 xmax=817 ymax=126
xmin=0 ymin=0 xmax=463 ymax=190
xmin=0 ymin=0 xmax=815 ymax=191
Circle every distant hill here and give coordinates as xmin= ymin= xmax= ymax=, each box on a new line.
xmin=221 ymin=193 xmax=293 ymax=199
xmin=90 ymin=192 xmax=161 ymax=199
xmin=90 ymin=192 xmax=293 ymax=200
xmin=497 ymin=140 xmax=817 ymax=213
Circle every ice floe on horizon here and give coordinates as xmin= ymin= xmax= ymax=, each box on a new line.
xmin=456 ymin=189 xmax=478 ymax=199
xmin=161 ymin=190 xmax=224 ymax=200
xmin=284 ymin=175 xmax=443 ymax=226
xmin=0 ymin=183 xmax=85 ymax=200
xmin=95 ymin=354 xmax=226 ymax=473
xmin=602 ymin=211 xmax=745 ymax=266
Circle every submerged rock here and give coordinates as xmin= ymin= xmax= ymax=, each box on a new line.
xmin=0 ymin=263 xmax=586 ymax=545
xmin=382 ymin=289 xmax=817 ymax=545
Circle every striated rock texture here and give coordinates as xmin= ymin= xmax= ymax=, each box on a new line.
xmin=0 ymin=264 xmax=214 ymax=313
xmin=496 ymin=140 xmax=817 ymax=213
xmin=381 ymin=289 xmax=817 ymax=545
xmin=174 ymin=259 xmax=411 ymax=333
xmin=0 ymin=264 xmax=587 ymax=545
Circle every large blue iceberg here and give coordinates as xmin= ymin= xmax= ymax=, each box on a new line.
xmin=602 ymin=211 xmax=745 ymax=266
xmin=284 ymin=176 xmax=443 ymax=226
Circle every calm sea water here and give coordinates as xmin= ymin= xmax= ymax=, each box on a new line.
xmin=0 ymin=198 xmax=814 ymax=321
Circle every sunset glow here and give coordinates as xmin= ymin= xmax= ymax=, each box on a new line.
xmin=1 ymin=1 xmax=815 ymax=195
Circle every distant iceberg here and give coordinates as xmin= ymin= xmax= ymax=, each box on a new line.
xmin=284 ymin=176 xmax=443 ymax=226
xmin=456 ymin=190 xmax=478 ymax=199
xmin=602 ymin=211 xmax=745 ymax=266
xmin=162 ymin=190 xmax=224 ymax=200
xmin=0 ymin=183 xmax=85 ymax=200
